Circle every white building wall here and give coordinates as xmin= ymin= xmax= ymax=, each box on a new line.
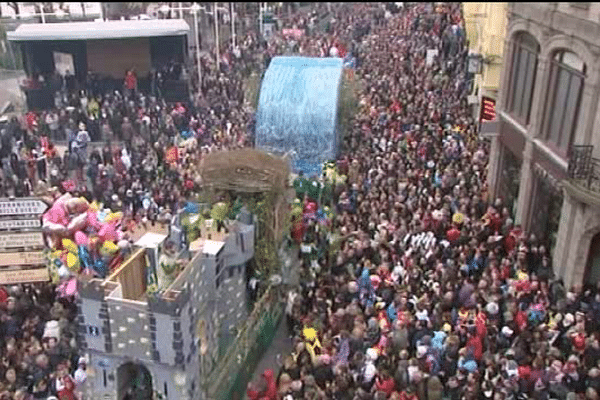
xmin=155 ymin=313 xmax=176 ymax=364
xmin=79 ymin=298 xmax=105 ymax=352
xmin=85 ymin=352 xmax=188 ymax=400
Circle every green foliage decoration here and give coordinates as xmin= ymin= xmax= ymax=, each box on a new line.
xmin=337 ymin=72 xmax=360 ymax=145
xmin=210 ymin=201 xmax=231 ymax=222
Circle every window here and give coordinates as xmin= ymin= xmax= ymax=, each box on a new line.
xmin=215 ymin=258 xmax=224 ymax=277
xmin=506 ymin=32 xmax=540 ymax=124
xmin=543 ymin=50 xmax=586 ymax=154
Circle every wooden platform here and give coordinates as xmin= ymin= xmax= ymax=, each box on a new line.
xmin=126 ymin=222 xmax=170 ymax=244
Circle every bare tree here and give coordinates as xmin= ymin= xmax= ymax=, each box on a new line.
xmin=7 ymin=2 xmax=19 ymax=19
xmin=33 ymin=3 xmax=54 ymax=21
xmin=104 ymin=2 xmax=146 ymax=20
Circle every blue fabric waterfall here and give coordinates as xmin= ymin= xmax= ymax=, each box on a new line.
xmin=255 ymin=56 xmax=344 ymax=177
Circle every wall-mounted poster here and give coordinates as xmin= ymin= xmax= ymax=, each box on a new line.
xmin=53 ymin=52 xmax=74 ymax=76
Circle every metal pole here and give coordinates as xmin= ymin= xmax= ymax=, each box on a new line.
xmin=259 ymin=2 xmax=263 ymax=36
xmin=194 ymin=10 xmax=202 ymax=92
xmin=214 ymin=2 xmax=219 ymax=67
xmin=264 ymin=2 xmax=267 ymax=35
xmin=231 ymin=2 xmax=236 ymax=47
xmin=7 ymin=40 xmax=16 ymax=70
xmin=99 ymin=2 xmax=104 ymax=21
xmin=179 ymin=2 xmax=183 ymax=18
xmin=40 ymin=5 xmax=46 ymax=23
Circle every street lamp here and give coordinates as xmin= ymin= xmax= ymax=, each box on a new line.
xmin=190 ymin=3 xmax=202 ymax=90
xmin=230 ymin=3 xmax=236 ymax=47
xmin=200 ymin=3 xmax=230 ymax=73
xmin=160 ymin=3 xmax=229 ymax=73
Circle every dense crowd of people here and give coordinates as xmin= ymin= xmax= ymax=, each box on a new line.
xmin=246 ymin=3 xmax=600 ymax=400
xmin=0 ymin=3 xmax=361 ymax=398
xmin=0 ymin=6 xmax=295 ymax=400
xmin=0 ymin=2 xmax=598 ymax=400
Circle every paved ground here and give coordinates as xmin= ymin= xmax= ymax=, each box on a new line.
xmin=245 ymin=315 xmax=293 ymax=395
xmin=245 ymin=244 xmax=300 ymax=398
xmin=0 ymin=70 xmax=26 ymax=114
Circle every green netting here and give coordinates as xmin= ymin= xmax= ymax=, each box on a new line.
xmin=207 ymin=288 xmax=283 ymax=400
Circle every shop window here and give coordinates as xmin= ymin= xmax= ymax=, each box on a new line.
xmin=585 ymin=232 xmax=600 ymax=285
xmin=529 ymin=171 xmax=563 ymax=252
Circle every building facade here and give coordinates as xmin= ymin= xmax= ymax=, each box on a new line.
xmin=462 ymin=3 xmax=508 ymax=115
xmin=488 ymin=3 xmax=600 ymax=288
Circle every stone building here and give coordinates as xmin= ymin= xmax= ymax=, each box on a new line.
xmin=487 ymin=3 xmax=600 ymax=288
xmin=462 ymin=3 xmax=508 ymax=116
xmin=75 ymin=218 xmax=255 ymax=400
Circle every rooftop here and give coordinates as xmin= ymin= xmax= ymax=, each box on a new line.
xmin=7 ymin=19 xmax=190 ymax=42
xmin=134 ymin=232 xmax=169 ymax=249
xmin=202 ymin=240 xmax=225 ymax=256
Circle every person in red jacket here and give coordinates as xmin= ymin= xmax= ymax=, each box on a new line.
xmin=246 ymin=382 xmax=261 ymax=400
xmin=124 ymin=69 xmax=137 ymax=99
xmin=261 ymin=369 xmax=278 ymax=400
xmin=375 ymin=370 xmax=396 ymax=397
xmin=466 ymin=331 xmax=483 ymax=362
xmin=446 ymin=224 xmax=461 ymax=243
xmin=55 ymin=362 xmax=76 ymax=400
xmin=26 ymin=110 xmax=38 ymax=131
xmin=504 ymin=224 xmax=522 ymax=254
xmin=0 ymin=286 xmax=8 ymax=306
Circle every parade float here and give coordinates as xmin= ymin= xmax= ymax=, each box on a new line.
xmin=41 ymin=193 xmax=129 ymax=297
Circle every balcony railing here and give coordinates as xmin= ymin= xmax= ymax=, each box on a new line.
xmin=568 ymin=145 xmax=600 ymax=192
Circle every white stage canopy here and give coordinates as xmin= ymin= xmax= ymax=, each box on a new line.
xmin=7 ymin=19 xmax=190 ymax=42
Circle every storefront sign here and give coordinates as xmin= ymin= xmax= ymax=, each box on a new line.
xmin=480 ymin=96 xmax=496 ymax=122
xmin=0 ymin=267 xmax=49 ymax=285
xmin=282 ymin=28 xmax=304 ymax=39
xmin=0 ymin=251 xmax=45 ymax=267
xmin=0 ymin=218 xmax=42 ymax=230
xmin=0 ymin=198 xmax=48 ymax=216
xmin=0 ymin=231 xmax=44 ymax=250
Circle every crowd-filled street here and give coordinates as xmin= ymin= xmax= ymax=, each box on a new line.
xmin=0 ymin=2 xmax=597 ymax=400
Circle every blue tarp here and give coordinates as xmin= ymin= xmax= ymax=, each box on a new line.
xmin=255 ymin=56 xmax=344 ymax=177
